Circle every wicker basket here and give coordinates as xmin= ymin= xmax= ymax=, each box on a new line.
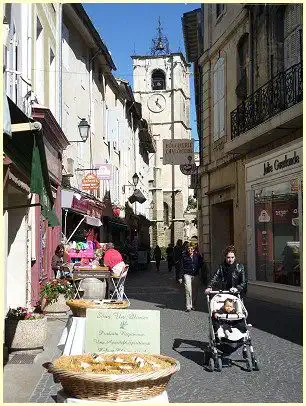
xmin=43 ymin=353 xmax=180 ymax=401
xmin=66 ymin=299 xmax=130 ymax=317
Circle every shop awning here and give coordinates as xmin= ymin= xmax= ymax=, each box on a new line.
xmin=128 ymin=189 xmax=147 ymax=204
xmin=4 ymin=98 xmax=60 ymax=227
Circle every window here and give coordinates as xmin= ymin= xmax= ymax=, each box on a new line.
xmin=213 ymin=57 xmax=225 ymax=141
xmin=254 ymin=179 xmax=301 ymax=287
xmin=216 ymin=4 xmax=225 ymax=19
xmin=35 ymin=17 xmax=44 ymax=104
xmin=163 ymin=202 xmax=169 ymax=226
xmin=152 ymin=69 xmax=166 ymax=90
xmin=49 ymin=48 xmax=56 ymax=116
xmin=284 ymin=4 xmax=302 ymax=70
xmin=62 ymin=23 xmax=69 ymax=71
xmin=236 ymin=34 xmax=249 ymax=102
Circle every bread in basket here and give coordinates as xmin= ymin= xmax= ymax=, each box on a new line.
xmin=43 ymin=352 xmax=180 ymax=401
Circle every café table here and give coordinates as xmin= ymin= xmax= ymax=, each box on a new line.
xmin=72 ymin=266 xmax=111 ymax=299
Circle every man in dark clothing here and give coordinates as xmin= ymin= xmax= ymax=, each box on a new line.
xmin=179 ymin=245 xmax=203 ymax=311
xmin=173 ymin=239 xmax=183 ymax=281
xmin=153 ymin=245 xmax=162 ymax=272
xmin=166 ymin=243 xmax=174 ymax=272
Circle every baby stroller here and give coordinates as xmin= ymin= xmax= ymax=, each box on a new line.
xmin=205 ymin=290 xmax=259 ymax=372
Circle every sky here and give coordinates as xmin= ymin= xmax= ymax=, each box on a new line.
xmin=83 ymin=3 xmax=200 ymax=149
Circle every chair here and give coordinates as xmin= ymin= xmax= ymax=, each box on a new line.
xmin=110 ymin=265 xmax=130 ymax=304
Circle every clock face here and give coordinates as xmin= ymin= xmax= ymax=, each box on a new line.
xmin=147 ymin=94 xmax=166 ymax=113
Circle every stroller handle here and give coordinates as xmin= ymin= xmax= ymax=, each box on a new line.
xmin=206 ymin=290 xmax=238 ymax=295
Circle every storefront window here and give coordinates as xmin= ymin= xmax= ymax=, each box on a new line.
xmin=254 ymin=179 xmax=301 ymax=287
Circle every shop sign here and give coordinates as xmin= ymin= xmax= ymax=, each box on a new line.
xmin=263 ymin=151 xmax=300 ymax=176
xmin=96 ymin=164 xmax=112 ymax=180
xmin=82 ymin=173 xmax=100 ymax=191
xmin=85 ymin=309 xmax=160 ymax=354
xmin=163 ymin=139 xmax=194 ymax=165
xmin=246 ymin=143 xmax=302 ymax=184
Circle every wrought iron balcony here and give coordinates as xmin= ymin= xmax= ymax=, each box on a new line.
xmin=231 ymin=62 xmax=303 ymax=139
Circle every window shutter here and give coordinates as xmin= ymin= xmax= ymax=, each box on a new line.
xmin=219 ymin=59 xmax=225 ymax=136
xmin=213 ymin=67 xmax=219 ymax=140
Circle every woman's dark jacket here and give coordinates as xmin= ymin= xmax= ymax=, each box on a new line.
xmin=208 ymin=262 xmax=247 ymax=294
xmin=179 ymin=252 xmax=203 ymax=278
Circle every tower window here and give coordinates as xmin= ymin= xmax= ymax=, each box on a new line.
xmin=152 ymin=69 xmax=166 ymax=90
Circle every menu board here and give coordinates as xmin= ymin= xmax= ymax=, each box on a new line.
xmin=85 ymin=309 xmax=160 ymax=354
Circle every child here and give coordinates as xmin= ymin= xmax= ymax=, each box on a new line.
xmin=213 ymin=298 xmax=247 ymax=335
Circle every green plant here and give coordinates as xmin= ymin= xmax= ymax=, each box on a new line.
xmin=40 ymin=279 xmax=75 ymax=305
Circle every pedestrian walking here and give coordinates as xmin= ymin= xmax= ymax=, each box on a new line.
xmin=166 ymin=243 xmax=174 ymax=272
xmin=179 ymin=245 xmax=203 ymax=312
xmin=205 ymin=245 xmax=247 ymax=296
xmin=173 ymin=239 xmax=183 ymax=281
xmin=153 ymin=245 xmax=162 ymax=272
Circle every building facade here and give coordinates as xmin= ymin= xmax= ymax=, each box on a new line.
xmin=61 ymin=5 xmax=154 ymax=249
xmin=183 ymin=4 xmax=302 ymax=306
xmin=132 ymin=51 xmax=192 ymax=248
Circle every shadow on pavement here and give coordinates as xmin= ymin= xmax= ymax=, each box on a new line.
xmin=126 ymin=263 xmax=302 ymax=346
xmin=172 ymin=339 xmax=209 ymax=368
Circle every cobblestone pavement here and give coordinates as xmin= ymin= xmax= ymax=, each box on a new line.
xmin=26 ymin=261 xmax=302 ymax=403
xmin=125 ymin=262 xmax=303 ymax=403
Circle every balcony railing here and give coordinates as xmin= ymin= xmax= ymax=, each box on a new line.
xmin=231 ymin=62 xmax=303 ymax=139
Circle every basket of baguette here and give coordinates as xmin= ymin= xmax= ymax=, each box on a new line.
xmin=43 ymin=352 xmax=180 ymax=401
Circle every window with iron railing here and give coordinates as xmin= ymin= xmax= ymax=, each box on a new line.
xmin=230 ymin=62 xmax=302 ymax=139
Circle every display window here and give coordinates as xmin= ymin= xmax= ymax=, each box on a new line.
xmin=254 ymin=178 xmax=301 ymax=287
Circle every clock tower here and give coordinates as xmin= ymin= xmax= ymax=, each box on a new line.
xmin=132 ymin=19 xmax=192 ymax=248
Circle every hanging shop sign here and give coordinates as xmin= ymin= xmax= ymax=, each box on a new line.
xmin=96 ymin=164 xmax=112 ymax=180
xmin=180 ymin=163 xmax=198 ymax=175
xmin=82 ymin=173 xmax=100 ymax=191
xmin=85 ymin=309 xmax=160 ymax=354
xmin=163 ymin=139 xmax=194 ymax=165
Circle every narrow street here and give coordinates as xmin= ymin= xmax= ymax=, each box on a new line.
xmin=4 ymin=261 xmax=302 ymax=403
xmin=126 ymin=261 xmax=302 ymax=403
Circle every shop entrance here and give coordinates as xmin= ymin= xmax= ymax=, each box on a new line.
xmin=211 ymin=200 xmax=234 ymax=275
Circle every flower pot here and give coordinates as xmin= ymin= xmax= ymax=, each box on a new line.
xmin=5 ymin=317 xmax=47 ymax=351
xmin=41 ymin=293 xmax=70 ymax=315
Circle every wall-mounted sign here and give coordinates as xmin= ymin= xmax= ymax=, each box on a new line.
xmin=263 ymin=151 xmax=300 ymax=176
xmin=85 ymin=309 xmax=160 ymax=354
xmin=246 ymin=142 xmax=302 ymax=184
xmin=96 ymin=164 xmax=112 ymax=180
xmin=163 ymin=139 xmax=194 ymax=165
xmin=82 ymin=173 xmax=100 ymax=191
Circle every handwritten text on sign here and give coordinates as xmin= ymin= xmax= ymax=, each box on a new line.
xmin=85 ymin=309 xmax=160 ymax=354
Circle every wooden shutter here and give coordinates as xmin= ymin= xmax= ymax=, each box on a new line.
xmin=213 ymin=57 xmax=225 ymax=141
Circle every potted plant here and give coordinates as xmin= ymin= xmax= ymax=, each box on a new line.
xmin=40 ymin=279 xmax=75 ymax=315
xmin=5 ymin=306 xmax=47 ymax=352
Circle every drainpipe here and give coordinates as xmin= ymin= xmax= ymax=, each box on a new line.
xmin=58 ymin=3 xmax=63 ymax=126
xmin=27 ymin=4 xmax=32 ymax=117
xmin=170 ymin=54 xmax=175 ymax=246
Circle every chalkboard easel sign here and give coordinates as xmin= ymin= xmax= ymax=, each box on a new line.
xmin=85 ymin=309 xmax=160 ymax=354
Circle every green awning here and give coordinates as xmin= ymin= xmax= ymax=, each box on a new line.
xmin=30 ymin=136 xmax=60 ymax=227
xmin=4 ymin=98 xmax=60 ymax=227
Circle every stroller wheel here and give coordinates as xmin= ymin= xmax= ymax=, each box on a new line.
xmin=216 ymin=357 xmax=222 ymax=372
xmin=208 ymin=357 xmax=215 ymax=372
xmin=252 ymin=358 xmax=260 ymax=371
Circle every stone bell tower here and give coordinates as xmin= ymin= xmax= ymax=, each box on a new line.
xmin=132 ymin=19 xmax=192 ymax=248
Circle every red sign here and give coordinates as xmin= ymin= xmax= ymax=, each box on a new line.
xmin=71 ymin=196 xmax=104 ymax=218
xmin=82 ymin=174 xmax=100 ymax=191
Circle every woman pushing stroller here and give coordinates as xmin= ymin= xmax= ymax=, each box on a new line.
xmin=205 ymin=245 xmax=247 ymax=296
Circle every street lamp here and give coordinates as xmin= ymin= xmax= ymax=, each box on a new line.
xmin=69 ymin=118 xmax=90 ymax=143
xmin=132 ymin=173 xmax=139 ymax=188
